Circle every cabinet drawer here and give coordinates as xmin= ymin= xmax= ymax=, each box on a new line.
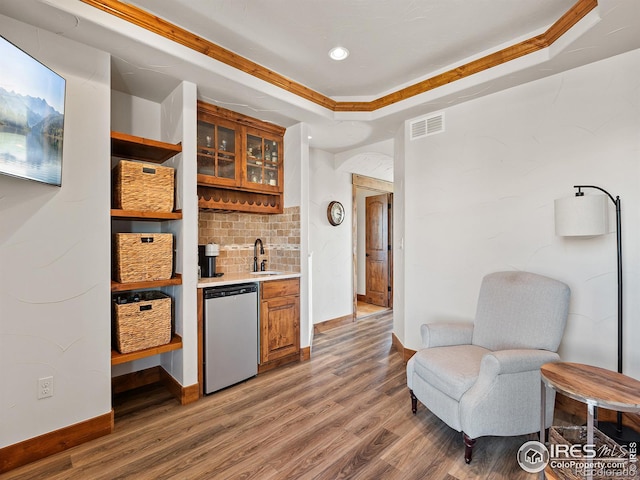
xmin=261 ymin=278 xmax=299 ymax=299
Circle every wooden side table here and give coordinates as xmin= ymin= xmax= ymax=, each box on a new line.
xmin=540 ymin=362 xmax=640 ymax=480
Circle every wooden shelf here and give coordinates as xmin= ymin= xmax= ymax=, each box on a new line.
xmin=111 ymin=274 xmax=182 ymax=293
xmin=111 ymin=209 xmax=183 ymax=221
xmin=197 ymin=173 xmax=234 ymax=188
xmin=111 ymin=334 xmax=182 ymax=365
xmin=197 ymin=185 xmax=282 ymax=214
xmin=197 ymin=174 xmax=280 ymax=194
xmin=111 ymin=131 xmax=182 ymax=163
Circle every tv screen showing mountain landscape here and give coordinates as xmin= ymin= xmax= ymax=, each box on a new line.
xmin=0 ymin=35 xmax=65 ymax=186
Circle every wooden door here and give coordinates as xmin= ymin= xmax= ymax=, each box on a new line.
xmin=365 ymin=193 xmax=389 ymax=307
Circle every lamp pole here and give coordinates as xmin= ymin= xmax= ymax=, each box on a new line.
xmin=574 ymin=185 xmax=622 ymax=375
xmin=573 ymin=185 xmax=634 ymax=442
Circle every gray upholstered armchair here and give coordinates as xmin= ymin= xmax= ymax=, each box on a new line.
xmin=406 ymin=271 xmax=570 ymax=463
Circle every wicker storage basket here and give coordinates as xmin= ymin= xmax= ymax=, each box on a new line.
xmin=548 ymin=426 xmax=631 ymax=480
xmin=113 ymin=233 xmax=173 ymax=283
xmin=113 ymin=160 xmax=175 ymax=212
xmin=113 ymin=291 xmax=172 ymax=354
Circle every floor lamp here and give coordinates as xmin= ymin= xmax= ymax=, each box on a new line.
xmin=555 ymin=185 xmax=640 ymax=444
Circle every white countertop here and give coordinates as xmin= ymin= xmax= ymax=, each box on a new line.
xmin=197 ymin=271 xmax=301 ymax=288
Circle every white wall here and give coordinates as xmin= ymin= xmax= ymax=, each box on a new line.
xmin=309 ymin=149 xmax=353 ymax=323
xmin=393 ymin=126 xmax=406 ymax=341
xmin=399 ymin=49 xmax=640 ymax=378
xmin=160 ymin=81 xmax=199 ymax=387
xmin=0 ymin=15 xmax=112 ymax=447
xmin=309 ymin=145 xmax=395 ymax=323
xmin=335 ymin=139 xmax=394 ymax=182
xmin=284 ymin=123 xmax=312 ymax=346
xmin=111 ymin=90 xmax=161 ymax=139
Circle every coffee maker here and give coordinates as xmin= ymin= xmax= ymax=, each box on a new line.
xmin=198 ymin=243 xmax=220 ymax=277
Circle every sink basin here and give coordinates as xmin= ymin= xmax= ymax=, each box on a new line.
xmin=250 ymin=271 xmax=283 ymax=276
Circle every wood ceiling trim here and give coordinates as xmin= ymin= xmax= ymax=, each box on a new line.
xmin=79 ymin=0 xmax=337 ymax=110
xmin=334 ymin=0 xmax=597 ymax=112
xmin=80 ymin=0 xmax=597 ymax=113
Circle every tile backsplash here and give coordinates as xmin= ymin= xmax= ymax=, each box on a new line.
xmin=198 ymin=206 xmax=300 ymax=274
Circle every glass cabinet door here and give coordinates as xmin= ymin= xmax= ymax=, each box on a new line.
xmin=197 ymin=121 xmax=237 ymax=181
xmin=246 ymin=133 xmax=280 ymax=188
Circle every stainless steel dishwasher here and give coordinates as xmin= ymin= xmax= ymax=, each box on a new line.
xmin=203 ymin=283 xmax=258 ymax=394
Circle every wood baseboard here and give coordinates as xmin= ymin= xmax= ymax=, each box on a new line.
xmin=1 ymin=368 xmax=200 ymax=474
xmin=159 ymin=368 xmax=199 ymax=405
xmin=391 ymin=332 xmax=416 ymax=363
xmin=300 ymin=346 xmax=311 ymax=362
xmin=258 ymin=351 xmax=300 ymax=373
xmin=356 ymin=294 xmax=367 ymax=302
xmin=112 ymin=366 xmax=162 ymax=394
xmin=313 ymin=314 xmax=354 ymax=334
xmin=0 ymin=410 xmax=114 ymax=474
xmin=113 ymin=366 xmax=199 ymax=405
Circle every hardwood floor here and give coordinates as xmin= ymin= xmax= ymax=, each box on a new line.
xmin=2 ymin=312 xmax=539 ymax=479
xmin=356 ymin=300 xmax=389 ymax=319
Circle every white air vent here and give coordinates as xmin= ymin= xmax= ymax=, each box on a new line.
xmin=409 ymin=112 xmax=445 ymax=140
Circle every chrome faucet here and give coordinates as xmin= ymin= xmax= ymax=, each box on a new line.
xmin=253 ymin=238 xmax=264 ymax=272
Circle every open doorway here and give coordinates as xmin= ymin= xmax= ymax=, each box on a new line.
xmin=352 ymin=174 xmax=393 ymax=320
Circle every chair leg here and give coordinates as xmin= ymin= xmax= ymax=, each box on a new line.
xmin=463 ymin=433 xmax=476 ymax=464
xmin=410 ymin=390 xmax=417 ymax=414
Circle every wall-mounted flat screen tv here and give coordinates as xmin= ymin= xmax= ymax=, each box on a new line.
xmin=0 ymin=35 xmax=66 ymax=186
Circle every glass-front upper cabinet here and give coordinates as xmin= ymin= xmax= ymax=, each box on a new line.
xmin=196 ymin=101 xmax=285 ymax=199
xmin=245 ymin=128 xmax=282 ymax=192
xmin=197 ymin=115 xmax=238 ymax=187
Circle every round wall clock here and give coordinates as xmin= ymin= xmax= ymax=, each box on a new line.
xmin=327 ymin=201 xmax=345 ymax=226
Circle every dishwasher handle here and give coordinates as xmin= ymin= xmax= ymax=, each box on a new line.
xmin=204 ymin=283 xmax=258 ymax=299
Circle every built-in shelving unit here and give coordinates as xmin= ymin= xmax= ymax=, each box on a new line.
xmin=111 ymin=209 xmax=183 ymax=221
xmin=111 ymin=131 xmax=182 ymax=163
xmin=110 ymin=131 xmax=183 ymax=366
xmin=111 ymin=334 xmax=183 ymax=365
xmin=110 ymin=273 xmax=183 ymax=294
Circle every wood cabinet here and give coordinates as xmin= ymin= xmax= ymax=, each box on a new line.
xmin=197 ymin=101 xmax=285 ymax=214
xmin=110 ymin=131 xmax=183 ymax=365
xmin=259 ymin=278 xmax=300 ymax=370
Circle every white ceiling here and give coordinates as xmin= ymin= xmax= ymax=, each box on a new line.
xmin=128 ymin=0 xmax=576 ymax=98
xmin=1 ymin=0 xmax=640 ymax=153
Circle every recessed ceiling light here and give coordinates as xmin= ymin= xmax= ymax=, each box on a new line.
xmin=329 ymin=46 xmax=349 ymax=61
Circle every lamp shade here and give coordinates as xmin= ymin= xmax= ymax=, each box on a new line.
xmin=554 ymin=194 xmax=607 ymax=236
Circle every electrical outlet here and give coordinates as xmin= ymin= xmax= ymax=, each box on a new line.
xmin=38 ymin=376 xmax=54 ymax=399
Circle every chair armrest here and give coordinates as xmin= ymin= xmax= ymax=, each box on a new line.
xmin=420 ymin=322 xmax=474 ymax=348
xmin=460 ymin=349 xmax=561 ymax=438
xmin=480 ymin=349 xmax=560 ymax=377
